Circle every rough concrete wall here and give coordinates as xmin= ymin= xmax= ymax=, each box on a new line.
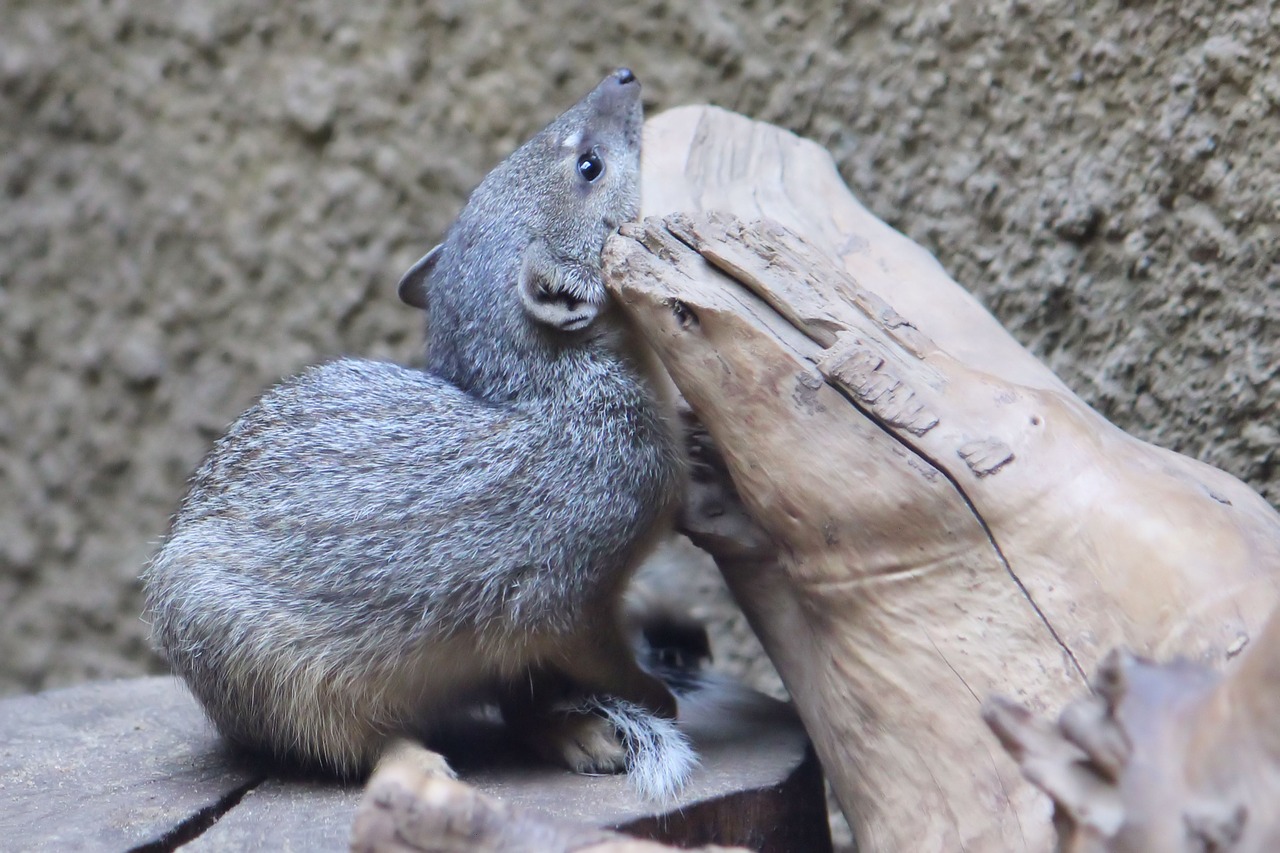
xmin=1 ymin=0 xmax=1276 ymax=701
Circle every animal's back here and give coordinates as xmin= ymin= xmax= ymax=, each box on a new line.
xmin=144 ymin=355 xmax=679 ymax=773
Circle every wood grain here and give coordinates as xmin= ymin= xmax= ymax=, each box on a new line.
xmin=606 ymin=105 xmax=1280 ymax=851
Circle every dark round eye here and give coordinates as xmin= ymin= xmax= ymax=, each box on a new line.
xmin=577 ymin=150 xmax=605 ymax=182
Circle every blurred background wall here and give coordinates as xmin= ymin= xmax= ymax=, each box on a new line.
xmin=1 ymin=0 xmax=1276 ymax=696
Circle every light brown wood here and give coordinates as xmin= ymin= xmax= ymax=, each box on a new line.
xmin=602 ymin=105 xmax=1280 ymax=851
xmin=985 ymin=601 xmax=1280 ymax=852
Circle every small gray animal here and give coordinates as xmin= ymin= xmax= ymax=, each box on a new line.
xmin=143 ymin=69 xmax=695 ymax=799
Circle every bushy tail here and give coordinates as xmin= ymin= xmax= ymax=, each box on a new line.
xmin=579 ymin=696 xmax=698 ymax=802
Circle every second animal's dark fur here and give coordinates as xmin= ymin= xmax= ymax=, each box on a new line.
xmin=144 ymin=70 xmax=696 ymax=799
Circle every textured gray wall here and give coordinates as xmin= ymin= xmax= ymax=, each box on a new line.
xmin=1 ymin=0 xmax=1277 ymax=696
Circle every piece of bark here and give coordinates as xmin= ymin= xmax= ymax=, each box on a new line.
xmin=601 ymin=105 xmax=1280 ymax=851
xmin=350 ymin=767 xmax=748 ymax=853
xmin=984 ymin=601 xmax=1280 ymax=852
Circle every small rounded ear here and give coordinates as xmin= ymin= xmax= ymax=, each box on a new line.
xmin=518 ymin=243 xmax=603 ymax=332
xmin=397 ymin=244 xmax=443 ymax=310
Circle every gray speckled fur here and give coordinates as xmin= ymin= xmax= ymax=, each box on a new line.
xmin=143 ymin=72 xmax=687 ymax=787
xmin=423 ymin=73 xmax=644 ymax=403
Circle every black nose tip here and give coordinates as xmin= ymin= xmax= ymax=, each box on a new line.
xmin=615 ymin=67 xmax=636 ymax=85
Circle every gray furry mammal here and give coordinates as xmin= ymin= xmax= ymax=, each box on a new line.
xmin=143 ymin=69 xmax=695 ymax=799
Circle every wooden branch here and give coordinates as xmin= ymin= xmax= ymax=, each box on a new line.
xmin=351 ymin=767 xmax=747 ymax=853
xmin=602 ymin=106 xmax=1280 ymax=851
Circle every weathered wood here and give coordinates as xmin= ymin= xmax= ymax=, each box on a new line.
xmin=0 ymin=677 xmax=828 ymax=852
xmin=985 ymin=601 xmax=1280 ymax=852
xmin=0 ymin=676 xmax=263 ymax=851
xmin=603 ymin=105 xmax=1280 ymax=851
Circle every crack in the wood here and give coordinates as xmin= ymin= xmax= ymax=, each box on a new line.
xmin=825 ymin=382 xmax=1091 ymax=689
xmin=127 ymin=775 xmax=264 ymax=852
xmin=986 ymin=741 xmax=1029 ymax=851
xmin=925 ymin=628 xmax=980 ymax=706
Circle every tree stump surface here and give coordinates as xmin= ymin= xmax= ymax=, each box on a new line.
xmin=0 ymin=677 xmax=828 ymax=852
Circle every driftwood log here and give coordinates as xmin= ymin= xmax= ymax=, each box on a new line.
xmin=599 ymin=106 xmax=1280 ymax=851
